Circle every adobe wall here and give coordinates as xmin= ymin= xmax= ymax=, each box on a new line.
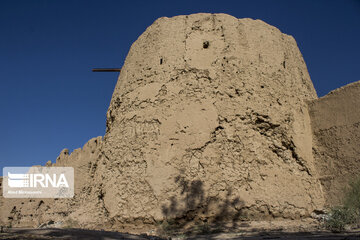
xmin=309 ymin=80 xmax=360 ymax=206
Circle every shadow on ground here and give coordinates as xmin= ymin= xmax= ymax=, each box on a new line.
xmin=186 ymin=230 xmax=360 ymax=240
xmin=0 ymin=228 xmax=164 ymax=240
xmin=1 ymin=228 xmax=360 ymax=240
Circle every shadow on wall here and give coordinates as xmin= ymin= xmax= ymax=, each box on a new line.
xmin=160 ymin=175 xmax=246 ymax=235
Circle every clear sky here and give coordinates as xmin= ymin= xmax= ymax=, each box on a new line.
xmin=1 ymin=0 xmax=359 ymax=171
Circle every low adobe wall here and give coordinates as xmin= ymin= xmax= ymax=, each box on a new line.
xmin=309 ymin=81 xmax=360 ymax=206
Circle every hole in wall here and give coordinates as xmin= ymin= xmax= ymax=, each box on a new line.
xmin=203 ymin=41 xmax=209 ymax=49
xmin=160 ymin=58 xmax=163 ymax=65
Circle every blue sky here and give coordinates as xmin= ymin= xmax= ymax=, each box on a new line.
xmin=1 ymin=0 xmax=359 ymax=171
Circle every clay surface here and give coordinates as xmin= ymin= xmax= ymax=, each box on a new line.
xmin=309 ymin=81 xmax=360 ymax=206
xmin=99 ymin=13 xmax=324 ymax=227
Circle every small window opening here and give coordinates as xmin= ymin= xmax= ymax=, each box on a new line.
xmin=203 ymin=41 xmax=209 ymax=49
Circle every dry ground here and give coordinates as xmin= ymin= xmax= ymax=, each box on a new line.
xmin=1 ymin=227 xmax=359 ymax=240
